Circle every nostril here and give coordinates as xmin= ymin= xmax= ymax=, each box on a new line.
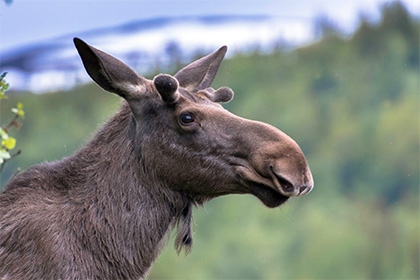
xmin=269 ymin=166 xmax=295 ymax=194
xmin=299 ymin=186 xmax=307 ymax=194
xmin=282 ymin=180 xmax=294 ymax=192
xmin=276 ymin=176 xmax=294 ymax=193
xmin=298 ymin=186 xmax=313 ymax=196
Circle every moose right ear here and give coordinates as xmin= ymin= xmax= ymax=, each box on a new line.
xmin=73 ymin=37 xmax=147 ymax=100
xmin=174 ymin=46 xmax=227 ymax=92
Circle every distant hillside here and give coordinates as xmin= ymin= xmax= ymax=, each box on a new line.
xmin=0 ymin=15 xmax=312 ymax=93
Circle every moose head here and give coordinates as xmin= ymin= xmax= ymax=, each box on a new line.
xmin=74 ymin=38 xmax=313 ymax=208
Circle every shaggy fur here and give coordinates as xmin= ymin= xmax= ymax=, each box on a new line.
xmin=0 ymin=38 xmax=313 ymax=279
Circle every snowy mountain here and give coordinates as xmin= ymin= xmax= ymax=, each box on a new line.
xmin=0 ymin=16 xmax=313 ymax=93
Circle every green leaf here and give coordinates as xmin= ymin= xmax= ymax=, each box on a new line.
xmin=11 ymin=102 xmax=25 ymax=118
xmin=0 ymin=128 xmax=8 ymax=139
xmin=2 ymin=137 xmax=16 ymax=150
xmin=0 ymin=148 xmax=11 ymax=161
xmin=0 ymin=72 xmax=10 ymax=99
xmin=0 ymin=92 xmax=8 ymax=100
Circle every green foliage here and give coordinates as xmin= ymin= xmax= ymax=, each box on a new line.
xmin=0 ymin=2 xmax=418 ymax=279
xmin=0 ymin=72 xmax=10 ymax=99
xmin=0 ymin=73 xmax=24 ymax=172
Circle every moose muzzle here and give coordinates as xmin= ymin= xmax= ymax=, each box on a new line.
xmin=245 ymin=123 xmax=314 ymax=200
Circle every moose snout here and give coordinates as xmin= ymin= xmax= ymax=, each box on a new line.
xmin=248 ymin=127 xmax=314 ymax=198
xmin=269 ymin=163 xmax=314 ymax=197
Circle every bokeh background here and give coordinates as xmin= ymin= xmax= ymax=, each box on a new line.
xmin=1 ymin=0 xmax=419 ymax=279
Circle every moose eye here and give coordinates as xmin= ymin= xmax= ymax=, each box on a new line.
xmin=179 ymin=113 xmax=195 ymax=125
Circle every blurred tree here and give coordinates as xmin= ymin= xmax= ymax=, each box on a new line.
xmin=313 ymin=14 xmax=341 ymax=39
xmin=353 ymin=16 xmax=385 ymax=56
xmin=380 ymin=0 xmax=414 ymax=35
xmin=165 ymin=41 xmax=183 ymax=71
xmin=380 ymin=1 xmax=419 ymax=69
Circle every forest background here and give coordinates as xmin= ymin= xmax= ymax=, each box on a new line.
xmin=0 ymin=2 xmax=419 ymax=279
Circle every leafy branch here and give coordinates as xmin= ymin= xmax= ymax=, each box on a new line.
xmin=0 ymin=72 xmax=25 ymax=173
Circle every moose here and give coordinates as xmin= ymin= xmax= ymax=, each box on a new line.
xmin=0 ymin=38 xmax=313 ymax=279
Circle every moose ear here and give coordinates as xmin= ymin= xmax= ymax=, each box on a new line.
xmin=174 ymin=46 xmax=227 ymax=92
xmin=199 ymin=87 xmax=234 ymax=103
xmin=73 ymin=37 xmax=147 ymax=100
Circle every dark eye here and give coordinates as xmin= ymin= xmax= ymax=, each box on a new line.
xmin=179 ymin=112 xmax=195 ymax=125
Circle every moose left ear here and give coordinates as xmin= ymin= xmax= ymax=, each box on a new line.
xmin=199 ymin=87 xmax=234 ymax=103
xmin=74 ymin=37 xmax=147 ymax=101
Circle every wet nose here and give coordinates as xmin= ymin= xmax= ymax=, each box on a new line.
xmin=298 ymin=185 xmax=312 ymax=196
xmin=297 ymin=168 xmax=314 ymax=196
xmin=270 ymin=167 xmax=313 ymax=197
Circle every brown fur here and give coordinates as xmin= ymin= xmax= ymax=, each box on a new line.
xmin=0 ymin=38 xmax=313 ymax=279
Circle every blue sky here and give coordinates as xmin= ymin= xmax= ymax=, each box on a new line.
xmin=0 ymin=0 xmax=419 ymax=52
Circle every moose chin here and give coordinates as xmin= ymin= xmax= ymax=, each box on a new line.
xmin=0 ymin=38 xmax=313 ymax=279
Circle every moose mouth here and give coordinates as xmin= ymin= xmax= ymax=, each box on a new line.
xmin=234 ymin=160 xmax=312 ymax=208
xmin=236 ymin=166 xmax=292 ymax=208
xmin=247 ymin=181 xmax=290 ymax=208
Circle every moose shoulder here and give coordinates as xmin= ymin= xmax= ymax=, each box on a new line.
xmin=0 ymin=38 xmax=313 ymax=279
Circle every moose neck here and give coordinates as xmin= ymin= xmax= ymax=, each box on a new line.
xmin=66 ymin=102 xmax=188 ymax=278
